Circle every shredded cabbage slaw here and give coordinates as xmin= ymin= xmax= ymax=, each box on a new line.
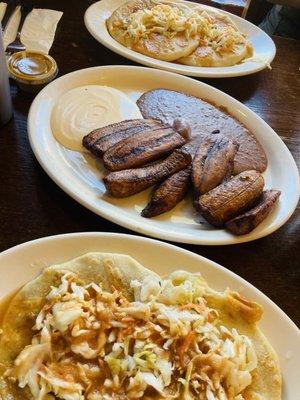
xmin=116 ymin=4 xmax=248 ymax=54
xmin=6 ymin=269 xmax=258 ymax=399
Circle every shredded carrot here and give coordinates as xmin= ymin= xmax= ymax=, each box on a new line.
xmin=117 ymin=324 xmax=134 ymax=342
xmin=97 ymin=310 xmax=113 ymax=322
xmin=117 ymin=330 xmax=124 ymax=342
xmin=98 ymin=359 xmax=105 ymax=368
xmin=121 ymin=317 xmax=135 ymax=323
xmin=123 ymin=325 xmax=134 ymax=336
xmin=207 ymin=311 xmax=216 ymax=323
xmin=111 ymin=284 xmax=124 ymax=295
xmin=202 ymin=365 xmax=211 ymax=373
xmin=179 ymin=303 xmax=205 ymax=314
xmin=178 ymin=330 xmax=196 ymax=367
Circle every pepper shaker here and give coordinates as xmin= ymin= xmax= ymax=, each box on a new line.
xmin=0 ymin=25 xmax=13 ymax=128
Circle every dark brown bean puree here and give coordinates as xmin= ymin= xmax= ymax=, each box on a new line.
xmin=137 ymin=89 xmax=267 ymax=174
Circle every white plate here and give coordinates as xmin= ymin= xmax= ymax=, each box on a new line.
xmin=84 ymin=0 xmax=276 ymax=78
xmin=0 ymin=232 xmax=299 ymax=398
xmin=28 ymin=66 xmax=299 ymax=245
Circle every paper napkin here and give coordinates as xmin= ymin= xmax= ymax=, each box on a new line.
xmin=0 ymin=2 xmax=7 ymax=21
xmin=0 ymin=3 xmax=63 ymax=53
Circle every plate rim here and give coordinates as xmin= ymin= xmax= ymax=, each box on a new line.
xmin=1 ymin=232 xmax=299 ymax=399
xmin=28 ymin=65 xmax=300 ymax=246
xmin=0 ymin=232 xmax=300 ymax=400
xmin=84 ymin=0 xmax=276 ymax=78
xmin=0 ymin=231 xmax=298 ymax=333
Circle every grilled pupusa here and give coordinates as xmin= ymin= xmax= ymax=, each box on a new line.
xmin=196 ymin=170 xmax=264 ymax=227
xmin=103 ymin=125 xmax=185 ymax=171
xmin=107 ymin=1 xmax=253 ymax=67
xmin=0 ymin=254 xmax=281 ymax=400
xmin=225 ymin=189 xmax=281 ymax=235
xmin=192 ymin=133 xmax=239 ymax=195
xmin=106 ymin=0 xmax=200 ymax=62
xmin=82 ymin=118 xmax=161 ymax=156
xmin=104 ymin=148 xmax=191 ymax=198
xmin=142 ymin=166 xmax=191 ymax=218
xmin=178 ymin=12 xmax=253 ymax=67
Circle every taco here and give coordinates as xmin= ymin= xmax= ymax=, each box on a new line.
xmin=0 ymin=252 xmax=281 ymax=399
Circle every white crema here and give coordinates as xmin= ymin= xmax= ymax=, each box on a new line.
xmin=51 ymin=85 xmax=142 ymax=151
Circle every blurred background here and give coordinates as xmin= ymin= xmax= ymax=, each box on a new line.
xmin=196 ymin=0 xmax=300 ymax=39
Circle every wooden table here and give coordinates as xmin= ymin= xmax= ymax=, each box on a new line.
xmin=0 ymin=0 xmax=299 ymax=327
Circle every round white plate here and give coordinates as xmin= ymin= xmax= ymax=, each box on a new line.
xmin=84 ymin=0 xmax=276 ymax=78
xmin=0 ymin=232 xmax=299 ymax=398
xmin=28 ymin=66 xmax=299 ymax=245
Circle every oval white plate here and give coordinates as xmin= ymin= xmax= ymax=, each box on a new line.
xmin=28 ymin=66 xmax=299 ymax=245
xmin=84 ymin=0 xmax=276 ymax=78
xmin=0 ymin=232 xmax=299 ymax=398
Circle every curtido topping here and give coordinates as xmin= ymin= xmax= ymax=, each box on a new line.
xmin=117 ymin=4 xmax=247 ymax=54
xmin=6 ymin=269 xmax=258 ymax=399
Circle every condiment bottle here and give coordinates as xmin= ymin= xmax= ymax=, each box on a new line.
xmin=0 ymin=25 xmax=12 ymax=127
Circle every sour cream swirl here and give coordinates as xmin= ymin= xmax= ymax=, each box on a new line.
xmin=51 ymin=85 xmax=142 ymax=151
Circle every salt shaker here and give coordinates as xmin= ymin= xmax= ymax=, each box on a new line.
xmin=0 ymin=25 xmax=12 ymax=128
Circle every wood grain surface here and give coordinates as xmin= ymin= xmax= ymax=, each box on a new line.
xmin=0 ymin=0 xmax=299 ymax=327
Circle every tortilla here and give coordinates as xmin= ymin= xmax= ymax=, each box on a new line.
xmin=178 ymin=41 xmax=253 ymax=67
xmin=0 ymin=253 xmax=281 ymax=399
xmin=0 ymin=253 xmax=158 ymax=399
xmin=205 ymin=291 xmax=281 ymax=400
xmin=106 ymin=0 xmax=200 ymax=62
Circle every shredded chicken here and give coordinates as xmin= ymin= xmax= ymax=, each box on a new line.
xmin=7 ymin=269 xmax=258 ymax=400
